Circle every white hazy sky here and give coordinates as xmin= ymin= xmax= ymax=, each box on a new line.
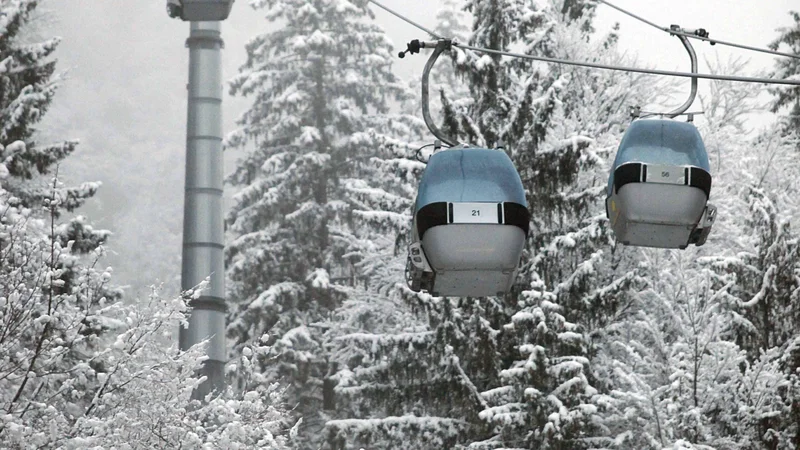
xmin=38 ymin=0 xmax=797 ymax=295
xmin=593 ymin=0 xmax=797 ymax=73
xmin=592 ymin=0 xmax=797 ymax=124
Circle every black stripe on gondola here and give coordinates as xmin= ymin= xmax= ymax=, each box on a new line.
xmin=614 ymin=163 xmax=712 ymax=199
xmin=689 ymin=167 xmax=712 ymax=198
xmin=417 ymin=202 xmax=448 ymax=239
xmin=448 ymin=203 xmax=454 ymax=224
xmin=613 ymin=163 xmax=643 ymax=194
xmin=503 ymin=202 xmax=530 ymax=237
xmin=416 ymin=201 xmax=531 ymax=238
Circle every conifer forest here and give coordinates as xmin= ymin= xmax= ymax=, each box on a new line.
xmin=1 ymin=0 xmax=800 ymax=448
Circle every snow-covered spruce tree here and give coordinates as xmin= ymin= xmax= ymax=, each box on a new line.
xmin=225 ymin=0 xmax=414 ymax=447
xmin=769 ymin=11 xmax=800 ymax=134
xmin=325 ymin=291 xmax=509 ymax=449
xmin=325 ymin=0 xmax=542 ymax=446
xmin=0 ymin=0 xmax=97 ymax=211
xmin=321 ymin=117 xmax=443 ymax=449
xmin=320 ymin=2 xmax=490 ymax=446
xmin=325 ymin=1 xmax=654 ymax=448
xmin=0 ymin=175 xmax=289 ymax=448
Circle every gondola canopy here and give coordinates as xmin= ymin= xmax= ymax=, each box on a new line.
xmin=406 ymin=147 xmax=530 ymax=297
xmin=606 ymin=119 xmax=716 ymax=249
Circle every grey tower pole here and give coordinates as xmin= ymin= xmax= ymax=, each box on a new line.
xmin=179 ymin=21 xmax=226 ymax=397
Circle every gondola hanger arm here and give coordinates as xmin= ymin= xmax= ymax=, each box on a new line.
xmin=401 ymin=39 xmax=461 ymax=148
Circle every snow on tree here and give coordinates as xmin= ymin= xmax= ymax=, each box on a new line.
xmin=326 ymin=0 xmax=544 ymax=444
xmin=426 ymin=0 xmax=472 ymax=120
xmin=699 ymin=57 xmax=800 ymax=229
xmin=324 ymin=1 xmax=660 ymax=448
xmin=600 ymin=251 xmax=791 ymax=448
xmin=700 ymin=186 xmax=800 ymax=447
xmin=0 ymin=0 xmax=113 ymax=318
xmin=769 ymin=11 xmax=800 ymax=133
xmin=450 ymin=1 xmax=653 ymax=447
xmin=603 ymin=189 xmax=799 ymax=448
xmin=0 ymin=0 xmax=95 ymax=211
xmin=599 ymin=69 xmax=800 ymax=448
xmin=320 ymin=127 xmax=438 ymax=449
xmin=224 ymin=0 xmax=417 ymax=447
xmin=0 ymin=170 xmax=289 ymax=448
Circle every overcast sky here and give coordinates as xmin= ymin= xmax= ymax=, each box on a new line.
xmin=37 ymin=0 xmax=798 ymax=296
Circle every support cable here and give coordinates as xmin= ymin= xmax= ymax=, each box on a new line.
xmin=597 ymin=0 xmax=800 ymax=61
xmin=597 ymin=0 xmax=663 ymax=31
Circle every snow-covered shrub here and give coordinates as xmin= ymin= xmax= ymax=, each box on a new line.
xmin=0 ymin=170 xmax=289 ymax=449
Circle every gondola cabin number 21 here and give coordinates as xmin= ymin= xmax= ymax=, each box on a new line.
xmin=452 ymin=203 xmax=498 ymax=223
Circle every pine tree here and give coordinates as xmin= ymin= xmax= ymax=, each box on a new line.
xmin=225 ymin=1 xmax=412 ymax=447
xmin=327 ymin=0 xmax=547 ymax=445
xmin=321 ymin=3 xmax=501 ymax=446
xmin=0 ymin=1 xmax=94 ymax=209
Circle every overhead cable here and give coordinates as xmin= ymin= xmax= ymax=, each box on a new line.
xmin=366 ymin=0 xmax=800 ymax=86
xmin=367 ymin=0 xmax=443 ymax=40
xmin=454 ymin=43 xmax=800 ymax=86
xmin=597 ymin=0 xmax=800 ymax=60
xmin=596 ymin=0 xmax=663 ymax=31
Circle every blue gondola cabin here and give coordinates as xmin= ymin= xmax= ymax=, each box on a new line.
xmin=606 ymin=119 xmax=716 ymax=249
xmin=406 ymin=148 xmax=530 ymax=297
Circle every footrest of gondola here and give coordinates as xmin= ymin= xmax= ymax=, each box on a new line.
xmin=406 ymin=243 xmax=435 ymax=293
xmin=691 ymin=203 xmax=717 ymax=246
xmin=408 ymin=242 xmax=432 ymax=271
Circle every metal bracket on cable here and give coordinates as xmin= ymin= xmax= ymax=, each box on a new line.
xmin=399 ymin=39 xmax=425 ymax=58
xmin=670 ymin=24 xmax=714 ymax=45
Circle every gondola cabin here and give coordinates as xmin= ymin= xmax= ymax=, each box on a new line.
xmin=606 ymin=119 xmax=716 ymax=249
xmin=406 ymin=148 xmax=530 ymax=297
xmin=167 ymin=0 xmax=234 ymax=21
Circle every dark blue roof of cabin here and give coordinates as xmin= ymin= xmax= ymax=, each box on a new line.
xmin=607 ymin=119 xmax=710 ymax=194
xmin=415 ymin=148 xmax=527 ymax=212
xmin=613 ymin=120 xmax=710 ymax=169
